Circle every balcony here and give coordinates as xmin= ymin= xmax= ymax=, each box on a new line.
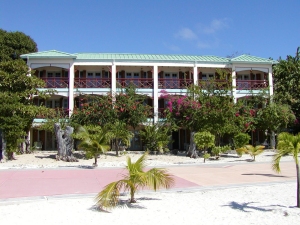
xmin=74 ymin=78 xmax=111 ymax=88
xmin=158 ymin=79 xmax=193 ymax=89
xmin=236 ymin=80 xmax=268 ymax=90
xmin=116 ymin=78 xmax=153 ymax=88
xmin=41 ymin=77 xmax=69 ymax=88
xmin=198 ymin=80 xmax=231 ymax=89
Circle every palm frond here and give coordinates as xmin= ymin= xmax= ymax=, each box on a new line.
xmin=144 ymin=168 xmax=174 ymax=191
xmin=95 ymin=180 xmax=125 ymax=210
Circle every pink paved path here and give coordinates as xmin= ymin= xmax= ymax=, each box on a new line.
xmin=0 ymin=161 xmax=296 ymax=200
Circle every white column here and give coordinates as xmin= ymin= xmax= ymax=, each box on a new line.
xmin=111 ymin=62 xmax=116 ymax=94
xmin=68 ymin=63 xmax=74 ymax=117
xmin=193 ymin=65 xmax=198 ymax=85
xmin=232 ymin=65 xmax=237 ymax=103
xmin=153 ymin=65 xmax=158 ymax=124
xmin=268 ymin=66 xmax=273 ymax=97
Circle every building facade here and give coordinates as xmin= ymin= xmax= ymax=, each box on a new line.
xmin=21 ymin=50 xmax=276 ymax=150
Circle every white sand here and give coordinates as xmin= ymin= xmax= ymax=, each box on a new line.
xmin=1 ymin=151 xmax=299 ymax=224
xmin=0 ymin=150 xmax=296 ymax=169
xmin=1 ymin=183 xmax=299 ymax=225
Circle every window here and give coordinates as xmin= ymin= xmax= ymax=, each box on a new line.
xmin=47 ymin=72 xmax=53 ymax=78
xmin=134 ymin=73 xmax=139 ymax=77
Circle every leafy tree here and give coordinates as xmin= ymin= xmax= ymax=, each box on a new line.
xmin=73 ymin=125 xmax=110 ymax=166
xmin=162 ymin=75 xmax=253 ymax=158
xmin=95 ymin=152 xmax=174 ymax=210
xmin=256 ymin=102 xmax=295 ymax=148
xmin=272 ymin=132 xmax=300 ymax=207
xmin=194 ymin=131 xmax=215 ymax=162
xmin=71 ymin=86 xmax=152 ymax=154
xmin=0 ymin=60 xmax=51 ymax=159
xmin=236 ymin=145 xmax=265 ymax=161
xmin=0 ymin=29 xmax=38 ymax=62
xmin=273 ymin=47 xmax=300 ymax=121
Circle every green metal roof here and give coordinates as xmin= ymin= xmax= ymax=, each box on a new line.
xmin=21 ymin=50 xmax=277 ymax=64
xmin=73 ymin=53 xmax=230 ymax=63
xmin=21 ymin=50 xmax=76 ymax=59
xmin=231 ymin=54 xmax=277 ymax=64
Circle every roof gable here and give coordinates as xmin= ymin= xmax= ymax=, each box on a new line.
xmin=231 ymin=54 xmax=277 ymax=64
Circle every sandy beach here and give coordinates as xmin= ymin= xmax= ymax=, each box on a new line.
xmin=0 ymin=183 xmax=299 ymax=225
xmin=0 ymin=150 xmax=299 ymax=224
xmin=0 ymin=149 xmax=296 ymax=169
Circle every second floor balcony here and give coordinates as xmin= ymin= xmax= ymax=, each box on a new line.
xmin=39 ymin=77 xmax=269 ymax=91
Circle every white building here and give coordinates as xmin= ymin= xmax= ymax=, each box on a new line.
xmin=21 ymin=50 xmax=276 ymax=150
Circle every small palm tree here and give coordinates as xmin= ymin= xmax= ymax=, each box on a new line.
xmin=236 ymin=145 xmax=265 ymax=161
xmin=95 ymin=152 xmax=174 ymax=210
xmin=272 ymin=132 xmax=300 ymax=208
xmin=106 ymin=121 xmax=133 ymax=156
xmin=73 ymin=125 xmax=110 ymax=166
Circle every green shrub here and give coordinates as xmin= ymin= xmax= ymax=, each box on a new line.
xmin=211 ymin=145 xmax=231 ymax=159
xmin=233 ymin=133 xmax=250 ymax=149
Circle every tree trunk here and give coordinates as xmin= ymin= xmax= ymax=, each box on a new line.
xmin=296 ymin=163 xmax=300 ymax=208
xmin=25 ymin=133 xmax=30 ymax=154
xmin=186 ymin=131 xmax=198 ymax=158
xmin=94 ymin=155 xmax=98 ymax=167
xmin=54 ymin=123 xmax=78 ymax=162
xmin=115 ymin=138 xmax=119 ymax=156
xmin=270 ymin=130 xmax=276 ymax=149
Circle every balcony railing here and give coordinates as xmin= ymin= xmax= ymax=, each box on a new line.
xmin=236 ymin=80 xmax=268 ymax=90
xmin=41 ymin=78 xmax=69 ymax=88
xmin=74 ymin=78 xmax=111 ymax=88
xmin=198 ymin=80 xmax=231 ymax=89
xmin=158 ymin=79 xmax=193 ymax=89
xmin=116 ymin=78 xmax=154 ymax=88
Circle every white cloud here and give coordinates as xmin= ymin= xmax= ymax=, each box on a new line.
xmin=175 ymin=28 xmax=198 ymax=40
xmin=203 ymin=19 xmax=229 ymax=34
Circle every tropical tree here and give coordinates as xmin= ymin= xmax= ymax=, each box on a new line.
xmin=140 ymin=123 xmax=173 ymax=153
xmin=105 ymin=121 xmax=133 ymax=156
xmin=194 ymin=131 xmax=215 ymax=162
xmin=236 ymin=145 xmax=265 ymax=161
xmin=73 ymin=125 xmax=110 ymax=166
xmin=273 ymin=47 xmax=300 ymax=122
xmin=162 ymin=74 xmax=253 ymax=158
xmin=272 ymin=132 xmax=300 ymax=208
xmin=256 ymin=102 xmax=295 ymax=148
xmin=95 ymin=152 xmax=174 ymax=210
xmin=0 ymin=60 xmax=52 ymax=159
xmin=0 ymin=29 xmax=38 ymax=62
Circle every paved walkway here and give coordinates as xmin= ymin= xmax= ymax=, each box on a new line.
xmin=0 ymin=161 xmax=296 ymax=201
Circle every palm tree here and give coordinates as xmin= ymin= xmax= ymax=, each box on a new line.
xmin=272 ymin=132 xmax=300 ymax=207
xmin=95 ymin=152 xmax=174 ymax=210
xmin=73 ymin=125 xmax=110 ymax=166
xmin=106 ymin=121 xmax=133 ymax=156
xmin=236 ymin=145 xmax=265 ymax=161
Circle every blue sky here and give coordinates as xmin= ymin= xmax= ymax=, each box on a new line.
xmin=1 ymin=0 xmax=299 ymax=59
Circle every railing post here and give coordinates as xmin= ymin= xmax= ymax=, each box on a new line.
xmin=68 ymin=63 xmax=74 ymax=117
xmin=232 ymin=65 xmax=237 ymax=103
xmin=153 ymin=65 xmax=158 ymax=124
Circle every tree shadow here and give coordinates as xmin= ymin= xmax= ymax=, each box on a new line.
xmin=241 ymin=173 xmax=289 ymax=178
xmin=35 ymin=154 xmax=56 ymax=159
xmin=222 ymin=201 xmax=274 ymax=212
